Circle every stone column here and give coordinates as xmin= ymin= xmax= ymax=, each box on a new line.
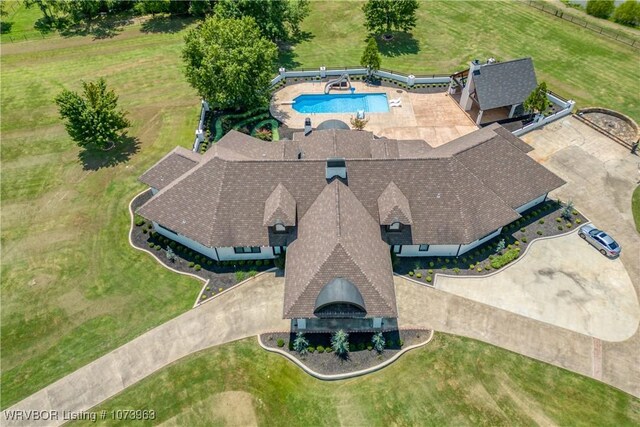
xmin=476 ymin=110 xmax=484 ymax=125
xmin=508 ymin=104 xmax=518 ymax=118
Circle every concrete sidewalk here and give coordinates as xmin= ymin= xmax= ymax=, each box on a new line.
xmin=3 ymin=274 xmax=289 ymax=427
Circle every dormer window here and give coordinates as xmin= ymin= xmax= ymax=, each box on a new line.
xmin=274 ymin=222 xmax=286 ymax=233
xmin=387 ymin=222 xmax=401 ymax=232
xmin=326 ymin=158 xmax=346 ymax=181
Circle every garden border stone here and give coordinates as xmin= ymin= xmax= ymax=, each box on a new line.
xmin=257 ymin=329 xmax=434 ymax=380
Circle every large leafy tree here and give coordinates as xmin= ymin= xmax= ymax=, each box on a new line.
xmin=182 ymin=16 xmax=278 ymax=110
xmin=55 ymin=78 xmax=130 ymax=150
xmin=613 ymin=0 xmax=640 ymax=25
xmin=362 ymin=0 xmax=419 ymax=38
xmin=360 ymin=37 xmax=381 ymax=80
xmin=214 ymin=0 xmax=309 ymax=42
xmin=523 ymin=82 xmax=552 ymax=116
xmin=586 ymin=0 xmax=615 ymax=18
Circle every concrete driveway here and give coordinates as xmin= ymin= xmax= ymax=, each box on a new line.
xmin=4 ymin=273 xmax=289 ymax=427
xmin=436 ymin=232 xmax=639 ymax=341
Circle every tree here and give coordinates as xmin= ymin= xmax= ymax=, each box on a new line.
xmin=614 ymin=0 xmax=640 ymax=25
xmin=561 ymin=200 xmax=575 ymax=221
xmin=188 ymin=0 xmax=213 ymax=17
xmin=350 ymin=116 xmax=369 ymax=130
xmin=371 ymin=332 xmax=385 ymax=353
xmin=362 ymin=0 xmax=419 ymax=38
xmin=55 ymin=78 xmax=130 ymax=150
xmin=331 ymin=329 xmax=349 ymax=357
xmin=182 ymin=16 xmax=278 ymax=110
xmin=214 ymin=0 xmax=309 ymax=42
xmin=293 ymin=332 xmax=309 ymax=355
xmin=134 ymin=0 xmax=171 ymax=16
xmin=586 ymin=0 xmax=615 ymax=18
xmin=165 ymin=247 xmax=177 ymax=262
xmin=360 ymin=37 xmax=381 ymax=81
xmin=523 ymin=82 xmax=551 ymax=116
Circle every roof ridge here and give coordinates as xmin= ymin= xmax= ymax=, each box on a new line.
xmin=335 ymin=182 xmax=341 ymax=237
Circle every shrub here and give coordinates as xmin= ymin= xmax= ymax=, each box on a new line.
xmin=332 ymin=330 xmax=350 ymax=356
xmin=576 ymin=219 xmax=582 ymax=224
xmin=416 ymin=273 xmax=422 ymax=279
xmin=307 ymin=346 xmax=315 ymax=353
xmin=453 ymin=268 xmax=460 ymax=274
xmin=429 ymin=261 xmax=435 ymax=267
xmin=238 ymin=260 xmax=245 ymax=266
xmin=246 ymin=260 xmax=254 ymax=266
xmin=293 ymin=332 xmax=309 ymax=355
xmin=155 ymin=245 xmax=161 ymax=251
xmin=207 ymin=260 xmax=213 ymax=265
xmin=566 ymin=223 xmax=572 ymax=228
xmin=572 ymin=210 xmax=579 ymax=216
xmin=428 ymin=269 xmax=433 ymax=274
xmin=414 ymin=261 xmax=422 ymax=270
xmin=235 ymin=271 xmax=246 ymax=282
xmin=537 ymin=230 xmax=543 ymax=235
xmin=561 ymin=200 xmax=574 ymax=220
xmin=469 ymin=264 xmax=475 ymax=270
xmin=142 ymin=229 xmax=148 ymax=234
xmin=556 ymin=217 xmax=562 ymax=223
xmin=495 ymin=239 xmax=506 ymax=253
xmin=386 ymin=339 xmax=394 ymax=348
xmin=399 ymin=339 xmax=404 ymax=347
xmin=357 ymin=342 xmax=365 ymax=351
xmin=248 ymin=270 xmax=257 ymax=277
xmin=408 ymin=271 xmax=414 ymax=276
xmin=166 ymin=247 xmax=177 ymax=262
xmin=441 ymin=266 xmax=446 ymax=271
xmin=256 ymin=260 xmax=263 ymax=267
xmin=194 ymin=264 xmax=201 ymax=271
xmin=586 ymin=0 xmax=615 ymax=18
xmin=539 ymin=219 xmax=545 ymax=224
xmin=437 ymin=258 xmax=442 ymax=263
xmin=485 ymin=265 xmax=491 ymax=270
xmin=461 ymin=257 xmax=467 ymax=263
xmin=558 ymin=225 xmax=564 ymax=231
xmin=317 ymin=345 xmax=325 ymax=353
xmin=445 ymin=258 xmax=450 ymax=264
xmin=148 ymin=242 xmax=154 ymax=248
xmin=326 ymin=346 xmax=334 ymax=353
xmin=277 ymin=339 xmax=285 ymax=348
xmin=490 ymin=248 xmax=520 ymax=269
xmin=426 ymin=275 xmax=433 ymax=282
xmin=520 ymin=227 xmax=526 ymax=233
xmin=274 ymin=252 xmax=286 ymax=270
xmin=614 ymin=0 xmax=638 ymax=24
xmin=476 ymin=266 xmax=483 ymax=272
xmin=349 ymin=343 xmax=357 ymax=352
xmin=367 ymin=345 xmax=373 ymax=351
xmin=489 ymin=255 xmax=494 ymax=260
xmin=522 ymin=237 xmax=528 ymax=243
xmin=147 ymin=224 xmax=153 ymax=230
xmin=515 ymin=241 xmax=520 ymax=246
xmin=134 ymin=216 xmax=145 ymax=226
xmin=188 ymin=261 xmax=195 ymax=267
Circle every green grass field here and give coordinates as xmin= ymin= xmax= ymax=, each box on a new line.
xmin=2 ymin=0 xmax=640 ymax=413
xmin=71 ymin=335 xmax=640 ymax=426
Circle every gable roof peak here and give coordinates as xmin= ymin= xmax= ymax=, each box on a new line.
xmin=263 ymin=183 xmax=296 ymax=227
xmin=378 ymin=181 xmax=412 ymax=225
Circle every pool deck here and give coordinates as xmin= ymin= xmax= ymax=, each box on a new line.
xmin=271 ymin=81 xmax=478 ymax=147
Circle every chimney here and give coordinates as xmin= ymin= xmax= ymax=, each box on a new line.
xmin=304 ymin=117 xmax=312 ymax=136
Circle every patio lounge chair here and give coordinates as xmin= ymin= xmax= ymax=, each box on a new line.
xmin=389 ymin=98 xmax=402 ymax=107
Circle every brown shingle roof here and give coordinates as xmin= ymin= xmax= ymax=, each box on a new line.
xmin=377 ymin=181 xmax=412 ymax=225
xmin=136 ymin=126 xmax=564 ymax=247
xmin=139 ymin=147 xmax=201 ymax=190
xmin=283 ymin=181 xmax=396 ymax=319
xmin=263 ymin=183 xmax=296 ymax=227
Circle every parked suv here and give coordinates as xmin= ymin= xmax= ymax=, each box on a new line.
xmin=579 ymin=224 xmax=621 ymax=257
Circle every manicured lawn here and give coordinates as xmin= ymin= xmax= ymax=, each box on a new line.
xmin=0 ymin=21 xmax=202 ymax=408
xmin=633 ymin=185 xmax=640 ymax=233
xmin=289 ymin=1 xmax=640 ymax=121
xmin=73 ymin=334 xmax=640 ymax=426
xmin=2 ymin=0 xmax=639 ymax=412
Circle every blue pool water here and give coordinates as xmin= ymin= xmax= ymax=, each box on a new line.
xmin=292 ymin=93 xmax=389 ymax=114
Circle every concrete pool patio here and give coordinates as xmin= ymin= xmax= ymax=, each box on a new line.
xmin=270 ymin=81 xmax=478 ymax=147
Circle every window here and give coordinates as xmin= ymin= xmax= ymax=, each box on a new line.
xmin=387 ymin=222 xmax=401 ymax=232
xmin=419 ymin=244 xmax=429 ymax=252
xmin=392 ymin=245 xmax=402 ymax=254
xmin=274 ymin=223 xmax=286 ymax=232
xmin=233 ymin=246 xmax=261 ymax=254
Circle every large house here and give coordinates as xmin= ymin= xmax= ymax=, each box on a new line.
xmin=137 ymin=124 xmax=564 ymax=330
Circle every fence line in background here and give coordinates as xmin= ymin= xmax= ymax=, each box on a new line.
xmin=526 ymin=0 xmax=639 ymax=49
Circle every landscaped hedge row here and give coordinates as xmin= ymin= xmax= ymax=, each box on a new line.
xmin=251 ymin=118 xmax=280 ymax=141
xmin=489 ymin=247 xmax=521 ymax=269
xmin=213 ymin=107 xmax=269 ymax=141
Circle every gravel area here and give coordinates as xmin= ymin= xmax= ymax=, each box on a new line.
xmin=396 ymin=199 xmax=588 ymax=281
xmin=131 ymin=190 xmax=277 ymax=301
xmin=261 ymin=329 xmax=429 ymax=375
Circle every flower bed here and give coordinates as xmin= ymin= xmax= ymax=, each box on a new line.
xmin=396 ymin=199 xmax=588 ymax=280
xmin=131 ymin=190 xmax=276 ymax=301
xmin=261 ymin=329 xmax=429 ymax=375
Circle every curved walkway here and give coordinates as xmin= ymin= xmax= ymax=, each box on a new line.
xmin=4 ymin=273 xmax=289 ymax=427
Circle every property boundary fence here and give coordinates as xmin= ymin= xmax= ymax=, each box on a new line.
xmin=526 ymin=0 xmax=640 ymax=49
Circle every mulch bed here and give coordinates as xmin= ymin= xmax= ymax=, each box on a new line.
xmin=131 ymin=190 xmax=277 ymax=302
xmin=396 ymin=199 xmax=588 ymax=281
xmin=261 ymin=329 xmax=429 ymax=375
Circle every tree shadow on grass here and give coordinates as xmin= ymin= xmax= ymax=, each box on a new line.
xmin=140 ymin=15 xmax=194 ymax=34
xmin=277 ymin=31 xmax=314 ymax=70
xmin=78 ymin=135 xmax=140 ymax=171
xmin=59 ymin=16 xmax=133 ymax=40
xmin=377 ymin=32 xmax=420 ymax=57
xmin=0 ymin=22 xmax=13 ymax=34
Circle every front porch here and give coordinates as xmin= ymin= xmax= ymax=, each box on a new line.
xmin=291 ymin=317 xmax=398 ymax=333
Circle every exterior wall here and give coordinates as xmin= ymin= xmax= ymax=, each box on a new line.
xmin=398 ymin=244 xmax=460 ymax=257
xmin=458 ymin=227 xmax=502 ymax=256
xmin=216 ymin=246 xmax=277 ymax=261
xmin=153 ymin=222 xmax=219 ymax=260
xmin=515 ymin=193 xmax=547 ymax=214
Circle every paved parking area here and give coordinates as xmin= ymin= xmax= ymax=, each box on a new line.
xmin=435 ymin=232 xmax=639 ymax=341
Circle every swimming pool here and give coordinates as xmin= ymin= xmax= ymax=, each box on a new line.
xmin=292 ymin=93 xmax=389 ymax=114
